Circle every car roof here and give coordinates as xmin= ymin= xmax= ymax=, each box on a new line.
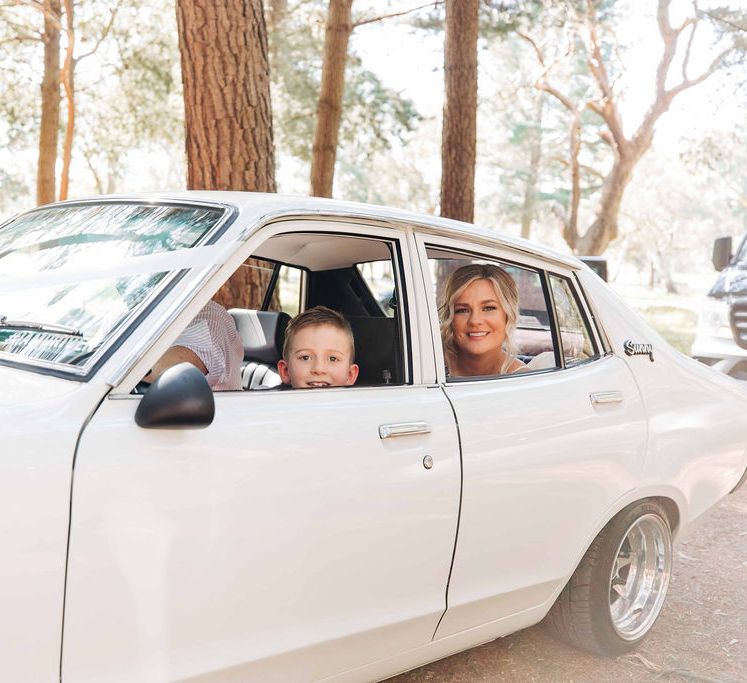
xmin=44 ymin=191 xmax=583 ymax=271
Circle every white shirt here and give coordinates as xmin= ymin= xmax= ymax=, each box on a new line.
xmin=173 ymin=301 xmax=243 ymax=391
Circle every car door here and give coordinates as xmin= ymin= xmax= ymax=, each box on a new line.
xmin=414 ymin=235 xmax=648 ymax=639
xmin=62 ymin=223 xmax=461 ymax=682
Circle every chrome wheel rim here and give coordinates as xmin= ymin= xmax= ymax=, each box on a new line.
xmin=608 ymin=513 xmax=672 ymax=641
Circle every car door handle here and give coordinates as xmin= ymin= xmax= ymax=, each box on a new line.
xmin=379 ymin=422 xmax=431 ymax=439
xmin=590 ymin=391 xmax=624 ymax=405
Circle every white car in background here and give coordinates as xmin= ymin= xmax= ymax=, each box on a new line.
xmin=1 ymin=193 xmax=746 ymax=683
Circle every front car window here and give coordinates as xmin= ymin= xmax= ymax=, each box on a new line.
xmin=0 ymin=202 xmax=227 ymax=375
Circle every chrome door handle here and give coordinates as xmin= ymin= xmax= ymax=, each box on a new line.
xmin=379 ymin=422 xmax=431 ymax=439
xmin=590 ymin=391 xmax=624 ymax=405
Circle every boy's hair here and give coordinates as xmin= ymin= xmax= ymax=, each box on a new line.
xmin=282 ymin=306 xmax=355 ymax=361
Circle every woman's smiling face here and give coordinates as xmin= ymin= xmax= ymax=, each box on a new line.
xmin=451 ymin=278 xmax=508 ymax=359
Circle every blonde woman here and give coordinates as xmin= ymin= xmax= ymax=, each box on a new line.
xmin=439 ymin=263 xmax=525 ymax=377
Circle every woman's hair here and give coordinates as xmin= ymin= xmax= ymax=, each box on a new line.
xmin=439 ymin=263 xmax=519 ymax=374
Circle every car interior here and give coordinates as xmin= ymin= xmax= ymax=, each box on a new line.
xmin=227 ymin=232 xmax=405 ymax=390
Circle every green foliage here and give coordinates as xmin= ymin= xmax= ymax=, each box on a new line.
xmin=76 ymin=1 xmax=183 ymax=192
xmin=0 ymin=7 xmax=44 ymax=149
xmin=270 ymin=0 xmax=422 ymax=169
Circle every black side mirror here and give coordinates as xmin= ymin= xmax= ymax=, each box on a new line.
xmin=135 ymin=362 xmax=215 ymax=429
xmin=712 ymin=236 xmax=733 ymax=272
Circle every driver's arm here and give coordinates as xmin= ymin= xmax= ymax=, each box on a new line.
xmin=143 ymin=345 xmax=208 ymax=383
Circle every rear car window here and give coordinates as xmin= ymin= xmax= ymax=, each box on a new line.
xmin=549 ymin=274 xmax=598 ymax=366
xmin=426 ymin=251 xmax=559 ymax=376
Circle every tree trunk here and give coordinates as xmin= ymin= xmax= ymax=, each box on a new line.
xmin=176 ymin=0 xmax=276 ymax=193
xmin=267 ymin=0 xmax=287 ymax=30
xmin=574 ymin=154 xmax=635 ymax=255
xmin=440 ymin=0 xmax=478 ymax=223
xmin=37 ymin=0 xmax=62 ymax=206
xmin=177 ymin=0 xmax=276 ymax=310
xmin=59 ymin=0 xmax=75 ymax=201
xmin=309 ymin=0 xmax=353 ymax=198
xmin=520 ymin=94 xmax=544 ymax=240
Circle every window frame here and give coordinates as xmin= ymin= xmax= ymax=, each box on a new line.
xmin=546 ymin=270 xmax=604 ymax=369
xmin=419 ymin=239 xmax=563 ymax=384
xmin=231 ymin=225 xmax=415 ymax=388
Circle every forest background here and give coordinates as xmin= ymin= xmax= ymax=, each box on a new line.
xmin=1 ymin=0 xmax=746 ymax=352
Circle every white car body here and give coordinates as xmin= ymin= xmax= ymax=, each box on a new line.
xmin=2 ymin=192 xmax=746 ymax=683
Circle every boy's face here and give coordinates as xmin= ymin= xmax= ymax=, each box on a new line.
xmin=278 ymin=324 xmax=359 ymax=389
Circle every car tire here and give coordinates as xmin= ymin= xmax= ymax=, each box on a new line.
xmin=545 ymin=499 xmax=673 ymax=656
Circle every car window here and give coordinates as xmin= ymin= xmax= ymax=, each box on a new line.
xmin=234 ymin=231 xmax=409 ymax=387
xmin=356 ymin=261 xmax=396 ymax=317
xmin=426 ymin=249 xmax=559 ymax=378
xmin=215 ymin=259 xmax=303 ymax=316
xmin=549 ymin=274 xmax=598 ymax=366
xmin=274 ymin=265 xmax=302 ymax=316
xmin=0 ymin=202 xmax=227 ymax=374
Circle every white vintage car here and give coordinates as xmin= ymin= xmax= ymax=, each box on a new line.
xmin=1 ymin=193 xmax=746 ymax=683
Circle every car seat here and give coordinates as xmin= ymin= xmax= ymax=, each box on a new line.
xmin=229 ymin=309 xmax=290 ymax=390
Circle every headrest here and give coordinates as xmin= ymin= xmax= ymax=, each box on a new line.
xmin=229 ymin=309 xmax=290 ymax=365
xmin=346 ymin=316 xmax=401 ymax=385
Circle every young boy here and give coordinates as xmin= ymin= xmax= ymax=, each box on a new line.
xmin=277 ymin=306 xmax=359 ymax=389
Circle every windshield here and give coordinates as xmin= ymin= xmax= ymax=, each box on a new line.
xmin=0 ymin=202 xmax=226 ymax=375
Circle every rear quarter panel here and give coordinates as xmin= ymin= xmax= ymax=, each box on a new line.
xmin=578 ymin=270 xmax=747 ymax=528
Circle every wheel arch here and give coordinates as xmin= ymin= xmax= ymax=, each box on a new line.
xmin=603 ymin=487 xmax=686 ymax=541
xmin=552 ymin=488 xmax=685 ymax=606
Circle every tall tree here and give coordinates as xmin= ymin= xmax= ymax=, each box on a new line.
xmin=58 ymin=0 xmax=121 ymax=200
xmin=310 ymin=0 xmax=354 ymax=197
xmin=522 ymin=0 xmax=746 ymax=255
xmin=307 ymin=0 xmax=434 ymax=198
xmin=37 ymin=0 xmax=62 ymax=205
xmin=520 ymin=93 xmax=544 ymax=239
xmin=440 ymin=0 xmax=478 ymax=222
xmin=176 ymin=0 xmax=276 ymax=309
xmin=176 ymin=0 xmax=275 ymax=193
xmin=5 ymin=0 xmax=123 ymax=205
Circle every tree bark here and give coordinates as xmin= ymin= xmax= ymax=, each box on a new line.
xmin=309 ymin=0 xmax=353 ymax=198
xmin=176 ymin=0 xmax=276 ymax=193
xmin=440 ymin=0 xmax=478 ymax=223
xmin=59 ymin=0 xmax=74 ymax=201
xmin=520 ymin=94 xmax=544 ymax=240
xmin=37 ymin=0 xmax=61 ymax=206
xmin=177 ymin=0 xmax=276 ymax=310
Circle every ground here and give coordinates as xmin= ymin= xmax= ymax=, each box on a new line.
xmin=388 ymin=485 xmax=747 ymax=683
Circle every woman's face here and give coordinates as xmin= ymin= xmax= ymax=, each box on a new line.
xmin=451 ymin=278 xmax=507 ymax=358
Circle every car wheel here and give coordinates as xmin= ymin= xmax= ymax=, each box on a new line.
xmin=545 ymin=499 xmax=673 ymax=656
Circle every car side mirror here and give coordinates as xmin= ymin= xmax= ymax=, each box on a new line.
xmin=712 ymin=236 xmax=733 ymax=272
xmin=135 ymin=362 xmax=215 ymax=429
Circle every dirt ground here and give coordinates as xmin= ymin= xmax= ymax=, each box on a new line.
xmin=389 ymin=485 xmax=747 ymax=683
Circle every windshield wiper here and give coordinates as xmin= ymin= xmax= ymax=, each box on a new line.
xmin=0 ymin=316 xmax=83 ymax=337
